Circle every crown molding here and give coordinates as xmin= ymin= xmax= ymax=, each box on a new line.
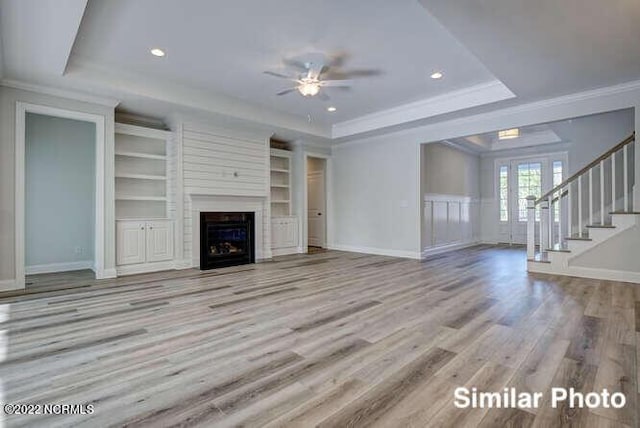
xmin=0 ymin=79 xmax=120 ymax=108
xmin=332 ymin=80 xmax=516 ymax=138
xmin=333 ymin=78 xmax=640 ymax=148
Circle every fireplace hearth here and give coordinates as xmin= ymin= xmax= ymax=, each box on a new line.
xmin=200 ymin=212 xmax=255 ymax=270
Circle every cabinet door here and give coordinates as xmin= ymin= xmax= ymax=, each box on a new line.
xmin=271 ymin=219 xmax=282 ymax=249
xmin=146 ymin=221 xmax=174 ymax=262
xmin=117 ymin=221 xmax=146 ymax=265
xmin=280 ymin=218 xmax=298 ymax=248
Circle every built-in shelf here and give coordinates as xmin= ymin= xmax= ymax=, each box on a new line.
xmin=116 ymin=195 xmax=167 ymax=201
xmin=270 ymin=148 xmax=292 ymax=217
xmin=115 ymin=151 xmax=167 ymax=160
xmin=115 ymin=123 xmax=171 ymax=221
xmin=116 ymin=173 xmax=166 ymax=181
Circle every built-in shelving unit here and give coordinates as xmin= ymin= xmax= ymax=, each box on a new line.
xmin=115 ymin=123 xmax=171 ymax=219
xmin=270 ymin=148 xmax=292 ymax=217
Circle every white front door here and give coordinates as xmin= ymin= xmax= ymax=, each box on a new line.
xmin=496 ymin=154 xmax=566 ymax=245
xmin=307 ymin=170 xmax=326 ymax=247
xmin=509 ymin=158 xmax=548 ymax=244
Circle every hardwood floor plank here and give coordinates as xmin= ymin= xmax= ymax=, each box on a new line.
xmin=0 ymin=246 xmax=636 ymax=427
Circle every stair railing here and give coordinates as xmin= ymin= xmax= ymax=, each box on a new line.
xmin=526 ymin=132 xmax=635 ymax=260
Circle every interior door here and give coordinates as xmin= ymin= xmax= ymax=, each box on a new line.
xmin=509 ymin=158 xmax=548 ymax=244
xmin=307 ymin=170 xmax=326 ymax=247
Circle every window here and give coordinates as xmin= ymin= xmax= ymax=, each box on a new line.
xmin=499 ymin=165 xmax=508 ymax=222
xmin=552 ymin=161 xmax=563 ymax=222
xmin=517 ymin=162 xmax=542 ymax=222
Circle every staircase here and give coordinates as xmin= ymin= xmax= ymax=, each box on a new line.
xmin=527 ymin=133 xmax=640 ymax=283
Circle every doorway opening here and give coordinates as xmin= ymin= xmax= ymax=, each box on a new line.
xmin=306 ymin=156 xmax=327 ymax=251
xmin=25 ymin=113 xmax=97 ymax=288
xmin=15 ymin=102 xmax=107 ymax=292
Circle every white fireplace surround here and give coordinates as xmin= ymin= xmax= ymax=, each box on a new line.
xmin=189 ymin=194 xmax=270 ymax=267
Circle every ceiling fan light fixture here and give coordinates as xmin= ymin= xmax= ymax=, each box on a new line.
xmin=498 ymin=128 xmax=520 ymax=140
xmin=298 ymin=81 xmax=320 ymax=97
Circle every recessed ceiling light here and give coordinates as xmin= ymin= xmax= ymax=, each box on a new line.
xmin=327 ymin=106 xmax=337 ymax=112
xmin=150 ymin=48 xmax=166 ymax=57
xmin=498 ymin=128 xmax=520 ymax=140
xmin=430 ymin=71 xmax=443 ymax=79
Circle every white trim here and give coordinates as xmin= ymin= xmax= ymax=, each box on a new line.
xmin=2 ymin=79 xmax=120 ymax=108
xmin=333 ymin=80 xmax=515 ymax=138
xmin=272 ymin=247 xmax=299 ymax=257
xmin=421 ymin=241 xmax=481 ymax=258
xmin=0 ymin=279 xmax=18 ymax=292
xmin=528 ymin=262 xmax=640 ymax=284
xmin=302 ymin=152 xmax=333 ymax=250
xmin=333 ymin=79 xmax=640 ymax=149
xmin=15 ymin=102 xmax=108 ymax=288
xmin=116 ymin=261 xmax=176 ymax=276
xmin=328 ymin=244 xmax=422 ymax=260
xmin=25 ymin=260 xmax=94 ymax=275
xmin=115 ymin=122 xmax=171 ymax=140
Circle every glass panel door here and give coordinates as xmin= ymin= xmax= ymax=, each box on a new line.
xmin=509 ymin=158 xmax=549 ymax=244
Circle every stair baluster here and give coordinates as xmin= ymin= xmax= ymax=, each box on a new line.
xmin=526 ymin=133 xmax=635 ymax=262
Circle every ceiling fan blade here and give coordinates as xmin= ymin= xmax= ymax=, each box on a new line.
xmin=263 ymin=71 xmax=296 ymax=80
xmin=307 ymin=61 xmax=324 ymax=80
xmin=320 ymin=80 xmax=354 ymax=87
xmin=276 ymin=88 xmax=297 ymax=96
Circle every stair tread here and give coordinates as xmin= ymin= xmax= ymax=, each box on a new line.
xmin=610 ymin=211 xmax=640 ymax=215
xmin=565 ymin=234 xmax=592 ymax=241
xmin=546 ymin=247 xmax=571 ymax=253
xmin=586 ymin=224 xmax=616 ymax=228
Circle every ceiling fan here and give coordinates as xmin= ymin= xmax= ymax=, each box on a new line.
xmin=264 ymin=53 xmax=380 ymax=100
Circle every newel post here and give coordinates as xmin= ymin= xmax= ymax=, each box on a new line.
xmin=526 ymin=196 xmax=537 ymax=260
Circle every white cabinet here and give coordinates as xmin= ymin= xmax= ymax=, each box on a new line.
xmin=116 ymin=221 xmax=146 ymax=265
xmin=271 ymin=216 xmax=299 ymax=256
xmin=117 ymin=220 xmax=174 ymax=270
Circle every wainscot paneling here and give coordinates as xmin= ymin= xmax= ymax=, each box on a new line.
xmin=423 ymin=194 xmax=480 ymax=256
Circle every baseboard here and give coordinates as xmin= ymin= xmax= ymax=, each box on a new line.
xmin=116 ymin=261 xmax=177 ymax=276
xmin=25 ymin=260 xmax=94 ymax=275
xmin=173 ymin=259 xmax=193 ymax=270
xmin=95 ymin=268 xmax=117 ymax=279
xmin=328 ymin=244 xmax=421 ymax=259
xmin=421 ymin=241 xmax=481 ymax=258
xmin=0 ymin=279 xmax=20 ymax=292
xmin=272 ymin=247 xmax=299 ymax=257
xmin=564 ymin=266 xmax=640 ymax=284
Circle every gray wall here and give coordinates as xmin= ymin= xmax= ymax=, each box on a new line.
xmin=479 ymin=108 xmax=634 ymax=242
xmin=422 ymin=143 xmax=480 ymax=198
xmin=25 ymin=113 xmax=96 ymax=267
xmin=0 ymin=86 xmax=116 ymax=285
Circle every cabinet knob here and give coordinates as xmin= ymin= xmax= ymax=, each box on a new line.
xmin=141 ymin=226 xmax=145 ymax=230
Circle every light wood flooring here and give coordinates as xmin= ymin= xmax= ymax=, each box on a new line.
xmin=1 ymin=245 xmax=638 ymax=427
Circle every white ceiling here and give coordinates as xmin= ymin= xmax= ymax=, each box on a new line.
xmin=419 ymin=0 xmax=640 ymax=100
xmin=1 ymin=0 xmax=639 ymax=140
xmin=69 ymin=0 xmax=500 ymax=125
xmin=447 ymin=109 xmax=634 ymax=153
